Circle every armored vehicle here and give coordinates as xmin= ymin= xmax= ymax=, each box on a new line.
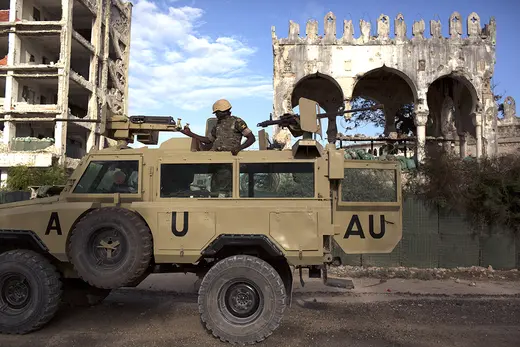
xmin=0 ymin=98 xmax=402 ymax=345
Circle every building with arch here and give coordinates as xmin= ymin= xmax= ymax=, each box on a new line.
xmin=271 ymin=11 xmax=520 ymax=160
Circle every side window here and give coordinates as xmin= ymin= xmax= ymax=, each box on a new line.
xmin=341 ymin=168 xmax=397 ymax=202
xmin=73 ymin=160 xmax=139 ymax=194
xmin=160 ymin=163 xmax=233 ymax=198
xmin=239 ymin=163 xmax=314 ymax=198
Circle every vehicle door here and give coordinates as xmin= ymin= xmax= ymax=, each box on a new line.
xmin=332 ymin=161 xmax=402 ymax=254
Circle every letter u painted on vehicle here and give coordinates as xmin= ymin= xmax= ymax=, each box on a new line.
xmin=344 ymin=214 xmax=386 ymax=239
xmin=171 ymin=211 xmax=189 ymax=237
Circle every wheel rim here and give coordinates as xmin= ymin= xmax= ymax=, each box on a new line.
xmin=219 ymin=279 xmax=264 ymax=324
xmin=87 ymin=226 xmax=127 ymax=268
xmin=1 ymin=273 xmax=31 ymax=310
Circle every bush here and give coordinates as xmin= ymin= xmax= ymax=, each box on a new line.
xmin=5 ymin=165 xmax=68 ymax=191
xmin=405 ymin=146 xmax=520 ymax=236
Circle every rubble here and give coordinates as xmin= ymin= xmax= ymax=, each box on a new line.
xmin=328 ymin=265 xmax=520 ymax=281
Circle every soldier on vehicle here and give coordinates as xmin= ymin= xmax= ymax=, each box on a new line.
xmin=180 ymin=99 xmax=256 ymax=155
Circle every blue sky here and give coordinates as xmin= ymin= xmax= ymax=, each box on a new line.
xmin=127 ymin=0 xmax=519 ymax=148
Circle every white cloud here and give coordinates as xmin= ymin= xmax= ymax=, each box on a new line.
xmin=127 ymin=1 xmax=272 ymax=114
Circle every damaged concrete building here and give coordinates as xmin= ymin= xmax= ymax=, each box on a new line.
xmin=0 ymin=0 xmax=131 ymax=185
xmin=271 ymin=12 xmax=520 ymax=161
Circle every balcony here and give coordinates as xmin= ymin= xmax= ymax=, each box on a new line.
xmin=0 ymin=151 xmax=53 ymax=167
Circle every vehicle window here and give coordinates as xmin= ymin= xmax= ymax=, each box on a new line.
xmin=341 ymin=168 xmax=397 ymax=202
xmin=73 ymin=160 xmax=139 ymax=194
xmin=160 ymin=163 xmax=233 ymax=198
xmin=239 ymin=163 xmax=314 ymax=198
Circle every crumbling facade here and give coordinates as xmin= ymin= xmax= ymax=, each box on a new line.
xmin=271 ymin=12 xmax=519 ymax=160
xmin=0 ymin=0 xmax=131 ymax=186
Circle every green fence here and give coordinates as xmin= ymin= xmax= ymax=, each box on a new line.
xmin=332 ymin=197 xmax=520 ymax=270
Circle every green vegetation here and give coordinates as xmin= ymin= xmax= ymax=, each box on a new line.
xmin=4 ymin=165 xmax=68 ymax=191
xmin=405 ymin=147 xmax=520 ymax=236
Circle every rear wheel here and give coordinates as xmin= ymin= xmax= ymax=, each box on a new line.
xmin=0 ymin=249 xmax=62 ymax=334
xmin=198 ymin=255 xmax=286 ymax=345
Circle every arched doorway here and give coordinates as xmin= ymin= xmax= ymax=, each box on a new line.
xmin=350 ymin=66 xmax=417 ymax=138
xmin=426 ymin=74 xmax=479 ymax=157
xmin=291 ymin=72 xmax=344 ymax=143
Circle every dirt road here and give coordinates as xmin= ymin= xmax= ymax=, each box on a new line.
xmin=2 ymin=288 xmax=520 ymax=347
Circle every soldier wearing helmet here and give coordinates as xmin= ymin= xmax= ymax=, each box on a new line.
xmin=181 ymin=99 xmax=256 ymax=155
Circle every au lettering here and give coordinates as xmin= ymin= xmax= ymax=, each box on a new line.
xmin=45 ymin=212 xmax=62 ymax=235
xmin=171 ymin=211 xmax=189 ymax=237
xmin=343 ymin=214 xmax=386 ymax=239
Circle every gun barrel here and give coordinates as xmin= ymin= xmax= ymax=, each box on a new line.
xmin=316 ymin=104 xmax=384 ymax=118
xmin=129 ymin=115 xmax=176 ymax=124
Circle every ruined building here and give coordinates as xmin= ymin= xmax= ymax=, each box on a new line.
xmin=0 ymin=0 xmax=131 ymax=185
xmin=271 ymin=12 xmax=520 ymax=160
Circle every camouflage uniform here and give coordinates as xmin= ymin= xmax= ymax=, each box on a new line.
xmin=207 ymin=115 xmax=252 ymax=151
xmin=208 ymin=115 xmax=252 ymax=197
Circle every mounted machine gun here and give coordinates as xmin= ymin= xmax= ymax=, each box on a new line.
xmin=258 ymin=98 xmax=384 ymax=142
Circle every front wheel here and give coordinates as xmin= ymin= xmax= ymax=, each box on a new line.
xmin=198 ymin=255 xmax=287 ymax=345
xmin=0 ymin=250 xmax=62 ymax=334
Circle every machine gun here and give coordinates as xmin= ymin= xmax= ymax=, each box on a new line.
xmin=258 ymin=98 xmax=384 ymax=141
xmin=104 ymin=112 xmax=187 ymax=145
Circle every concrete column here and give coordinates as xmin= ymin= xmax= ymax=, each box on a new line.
xmin=414 ymin=112 xmax=428 ymax=163
xmin=3 ymin=0 xmax=22 ymax=146
xmin=472 ymin=113 xmax=483 ymax=158
xmin=458 ymin=133 xmax=467 ymax=158
xmin=56 ymin=0 xmax=74 ymax=164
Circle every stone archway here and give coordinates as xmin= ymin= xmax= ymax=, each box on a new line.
xmin=427 ymin=74 xmax=480 ymax=157
xmin=351 ymin=66 xmax=418 ymax=137
xmin=291 ymin=72 xmax=344 ymax=143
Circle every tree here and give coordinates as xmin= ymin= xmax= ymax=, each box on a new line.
xmin=346 ymin=97 xmax=416 ymax=136
xmin=5 ymin=165 xmax=68 ymax=191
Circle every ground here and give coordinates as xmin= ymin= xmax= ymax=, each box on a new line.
xmin=2 ymin=272 xmax=520 ymax=347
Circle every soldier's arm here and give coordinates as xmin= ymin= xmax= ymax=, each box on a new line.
xmin=235 ymin=118 xmax=256 ymax=151
xmin=180 ymin=125 xmax=213 ymax=144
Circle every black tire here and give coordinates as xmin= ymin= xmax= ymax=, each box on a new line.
xmin=61 ymin=278 xmax=111 ymax=307
xmin=198 ymin=255 xmax=286 ymax=345
xmin=0 ymin=249 xmax=62 ymax=334
xmin=67 ymin=207 xmax=153 ymax=289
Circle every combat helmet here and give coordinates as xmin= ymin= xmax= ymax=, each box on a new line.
xmin=212 ymin=99 xmax=232 ymax=113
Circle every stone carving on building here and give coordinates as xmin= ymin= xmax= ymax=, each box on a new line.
xmin=395 ymin=13 xmax=406 ymax=40
xmin=467 ymin=12 xmax=481 ymax=38
xmin=107 ymin=88 xmax=124 ymax=115
xmin=412 ymin=19 xmax=425 ymax=39
xmin=342 ymin=20 xmax=354 ymax=43
xmin=449 ymin=12 xmax=463 ymax=39
xmin=105 ymin=3 xmax=132 ymax=116
xmin=324 ymin=12 xmax=336 ymax=44
xmin=288 ymin=20 xmax=299 ymax=42
xmin=430 ymin=20 xmax=442 ymax=38
xmin=110 ymin=4 xmax=131 ymax=42
xmin=359 ymin=19 xmax=371 ymax=42
xmin=270 ymin=11 xmax=516 ymax=158
xmin=377 ymin=14 xmax=390 ymax=40
xmin=503 ymin=96 xmax=517 ymax=119
xmin=305 ymin=20 xmax=318 ymax=43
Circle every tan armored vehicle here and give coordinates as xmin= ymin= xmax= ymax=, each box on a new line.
xmin=0 ymin=98 xmax=402 ymax=345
